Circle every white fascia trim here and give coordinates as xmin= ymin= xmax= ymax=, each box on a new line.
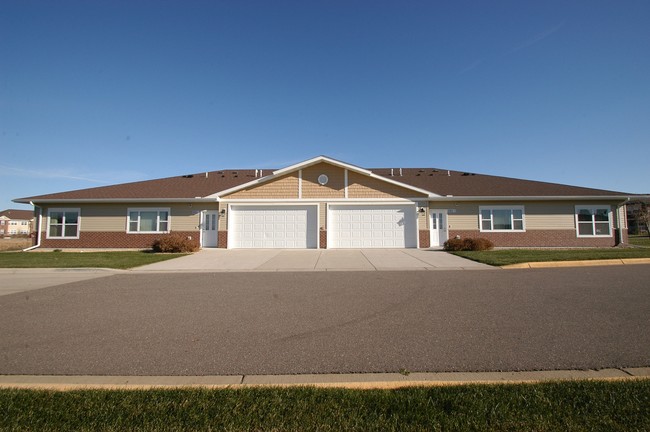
xmin=272 ymin=155 xmax=373 ymax=176
xmin=427 ymin=195 xmax=636 ymax=202
xmin=365 ymin=172 xmax=438 ymax=197
xmin=221 ymin=198 xmax=420 ymax=203
xmin=23 ymin=198 xmax=217 ymax=204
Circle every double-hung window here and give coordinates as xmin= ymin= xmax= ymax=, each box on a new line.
xmin=575 ymin=206 xmax=611 ymax=237
xmin=47 ymin=209 xmax=80 ymax=239
xmin=127 ymin=208 xmax=170 ymax=233
xmin=479 ymin=206 xmax=525 ymax=232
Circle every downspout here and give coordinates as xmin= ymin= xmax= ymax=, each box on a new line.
xmin=22 ymin=202 xmax=42 ymax=251
xmin=615 ymin=198 xmax=630 ymax=246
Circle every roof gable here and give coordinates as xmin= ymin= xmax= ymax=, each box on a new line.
xmin=216 ymin=156 xmax=435 ymax=199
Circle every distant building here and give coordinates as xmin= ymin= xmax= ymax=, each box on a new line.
xmin=0 ymin=209 xmax=34 ymax=236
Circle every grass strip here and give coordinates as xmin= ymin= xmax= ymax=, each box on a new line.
xmin=1 ymin=380 xmax=649 ymax=431
xmin=451 ymin=248 xmax=650 ymax=266
xmin=0 ymin=251 xmax=187 ymax=269
xmin=629 ymin=235 xmax=650 ymax=247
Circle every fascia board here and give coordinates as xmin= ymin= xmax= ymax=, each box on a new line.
xmin=13 ymin=198 xmax=218 ymax=204
xmin=271 ymin=155 xmax=374 ymax=176
xmin=427 ymin=195 xmax=640 ymax=202
xmin=365 ymin=172 xmax=439 ymax=198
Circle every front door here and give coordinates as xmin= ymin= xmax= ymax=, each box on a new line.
xmin=202 ymin=210 xmax=218 ymax=248
xmin=430 ymin=210 xmax=448 ymax=247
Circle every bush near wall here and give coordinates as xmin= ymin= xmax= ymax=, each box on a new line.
xmin=152 ymin=234 xmax=199 ymax=253
xmin=443 ymin=237 xmax=494 ymax=251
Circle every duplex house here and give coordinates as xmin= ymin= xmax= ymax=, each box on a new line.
xmin=14 ymin=156 xmax=640 ymax=250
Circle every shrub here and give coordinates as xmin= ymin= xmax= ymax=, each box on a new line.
xmin=152 ymin=234 xmax=199 ymax=253
xmin=443 ymin=237 xmax=494 ymax=252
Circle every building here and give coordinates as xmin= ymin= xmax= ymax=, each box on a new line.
xmin=14 ymin=156 xmax=644 ymax=250
xmin=0 ymin=209 xmax=35 ymax=236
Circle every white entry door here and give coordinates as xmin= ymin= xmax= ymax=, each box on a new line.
xmin=202 ymin=210 xmax=219 ymax=247
xmin=328 ymin=204 xmax=417 ymax=248
xmin=430 ymin=210 xmax=448 ymax=247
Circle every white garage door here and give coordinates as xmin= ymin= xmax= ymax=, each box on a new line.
xmin=328 ymin=205 xmax=417 ymax=248
xmin=229 ymin=205 xmax=317 ymax=249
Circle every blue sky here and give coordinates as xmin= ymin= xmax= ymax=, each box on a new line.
xmin=2 ymin=0 xmax=649 ymax=210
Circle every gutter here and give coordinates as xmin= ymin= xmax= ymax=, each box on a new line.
xmin=22 ymin=202 xmax=42 ymax=251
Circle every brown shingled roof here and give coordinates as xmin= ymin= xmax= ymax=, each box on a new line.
xmin=0 ymin=209 xmax=34 ymax=220
xmin=15 ymin=165 xmax=629 ymax=203
xmin=374 ymin=168 xmax=628 ymax=197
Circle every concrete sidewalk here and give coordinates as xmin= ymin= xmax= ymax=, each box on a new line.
xmin=1 ymin=368 xmax=647 ymax=390
xmin=134 ymin=249 xmax=493 ymax=272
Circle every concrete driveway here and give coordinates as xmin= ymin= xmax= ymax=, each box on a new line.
xmin=134 ymin=249 xmax=493 ymax=272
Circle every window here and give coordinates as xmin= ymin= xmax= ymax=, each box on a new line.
xmin=47 ymin=209 xmax=80 ymax=239
xmin=127 ymin=208 xmax=170 ymax=233
xmin=480 ymin=206 xmax=525 ymax=232
xmin=576 ymin=206 xmax=611 ymax=237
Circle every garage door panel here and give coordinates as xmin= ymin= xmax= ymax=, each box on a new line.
xmin=230 ymin=206 xmax=317 ymax=249
xmin=329 ymin=205 xmax=417 ymax=248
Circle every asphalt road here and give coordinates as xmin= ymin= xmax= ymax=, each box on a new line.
xmin=1 ymin=266 xmax=649 ymax=375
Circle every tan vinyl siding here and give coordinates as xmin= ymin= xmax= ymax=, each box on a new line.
xmin=223 ymin=173 xmax=299 ymax=199
xmin=347 ymin=172 xmax=427 ymax=199
xmin=41 ymin=204 xmax=205 ymax=233
xmin=443 ymin=203 xmax=479 ymax=231
xmin=301 ymin=163 xmax=345 ymax=198
xmin=440 ymin=201 xmax=623 ymax=232
xmin=319 ymin=202 xmax=327 ymax=230
xmin=524 ymin=203 xmax=576 ymax=230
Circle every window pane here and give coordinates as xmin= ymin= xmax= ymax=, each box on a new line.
xmin=159 ymin=211 xmax=169 ymax=221
xmin=159 ymin=221 xmax=168 ymax=232
xmin=513 ymin=220 xmax=523 ymax=230
xmin=49 ymin=225 xmax=62 ymax=237
xmin=595 ymin=223 xmax=610 ymax=235
xmin=139 ymin=212 xmax=157 ymax=231
xmin=594 ymin=209 xmax=609 ymax=222
xmin=431 ymin=216 xmax=437 ymax=229
xmin=578 ymin=210 xmax=592 ymax=222
xmin=481 ymin=220 xmax=491 ymax=231
xmin=65 ymin=212 xmax=78 ymax=224
xmin=493 ymin=210 xmax=512 ymax=230
xmin=64 ymin=225 xmax=78 ymax=237
xmin=50 ymin=212 xmax=64 ymax=224
xmin=513 ymin=209 xmax=523 ymax=220
xmin=129 ymin=212 xmax=138 ymax=222
xmin=578 ymin=223 xmax=594 ymax=236
xmin=129 ymin=221 xmax=138 ymax=232
xmin=481 ymin=210 xmax=491 ymax=220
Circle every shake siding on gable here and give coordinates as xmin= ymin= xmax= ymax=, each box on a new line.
xmin=301 ymin=163 xmax=345 ymax=199
xmin=225 ymin=173 xmax=299 ymax=199
xmin=347 ymin=172 xmax=427 ymax=199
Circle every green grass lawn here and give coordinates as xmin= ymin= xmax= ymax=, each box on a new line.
xmin=629 ymin=235 xmax=650 ymax=247
xmin=1 ymin=380 xmax=648 ymax=431
xmin=0 ymin=251 xmax=187 ymax=269
xmin=452 ymin=248 xmax=650 ymax=266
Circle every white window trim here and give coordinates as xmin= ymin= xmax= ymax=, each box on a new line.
xmin=46 ymin=208 xmax=81 ymax=239
xmin=575 ymin=205 xmax=613 ymax=238
xmin=126 ymin=208 xmax=171 ymax=234
xmin=479 ymin=205 xmax=526 ymax=232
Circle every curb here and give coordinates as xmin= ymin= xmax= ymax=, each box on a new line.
xmin=501 ymin=258 xmax=650 ymax=269
xmin=1 ymin=368 xmax=648 ymax=390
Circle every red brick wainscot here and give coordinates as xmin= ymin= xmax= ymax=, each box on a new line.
xmin=319 ymin=229 xmax=327 ymax=249
xmin=418 ymin=230 xmax=430 ymax=248
xmin=449 ymin=230 xmax=620 ymax=248
xmin=218 ymin=231 xmax=228 ymax=249
xmin=40 ymin=231 xmax=199 ymax=249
